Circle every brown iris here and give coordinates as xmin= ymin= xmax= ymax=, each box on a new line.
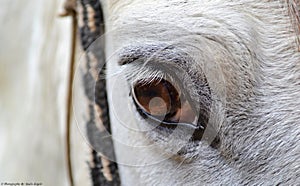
xmin=132 ymin=78 xmax=197 ymax=125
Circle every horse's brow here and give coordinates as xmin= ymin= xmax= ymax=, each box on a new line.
xmin=117 ymin=44 xmax=192 ymax=68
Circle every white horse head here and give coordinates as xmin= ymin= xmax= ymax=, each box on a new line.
xmin=78 ymin=0 xmax=300 ymax=185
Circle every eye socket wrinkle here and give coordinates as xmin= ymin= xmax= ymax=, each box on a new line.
xmin=117 ymin=44 xmax=216 ymax=145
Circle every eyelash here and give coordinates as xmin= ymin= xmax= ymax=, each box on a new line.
xmin=120 ymin=62 xmax=195 ymax=98
xmin=125 ymin=65 xmax=206 ymax=128
xmin=121 ymin=64 xmax=168 ymax=85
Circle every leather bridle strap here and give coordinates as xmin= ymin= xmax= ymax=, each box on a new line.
xmin=61 ymin=0 xmax=120 ymax=185
xmin=60 ymin=0 xmax=77 ymax=185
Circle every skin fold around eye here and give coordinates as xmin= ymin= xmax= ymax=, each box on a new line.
xmin=119 ymin=45 xmax=216 ymax=148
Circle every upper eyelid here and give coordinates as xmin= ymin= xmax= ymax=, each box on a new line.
xmin=117 ymin=44 xmax=198 ymax=88
xmin=117 ymin=44 xmax=191 ymax=88
xmin=117 ymin=43 xmax=212 ymax=109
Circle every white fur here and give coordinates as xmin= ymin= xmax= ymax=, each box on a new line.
xmin=103 ymin=0 xmax=300 ymax=185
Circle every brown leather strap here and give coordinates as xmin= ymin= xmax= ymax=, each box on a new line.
xmin=78 ymin=0 xmax=121 ymax=185
xmin=59 ymin=0 xmax=77 ymax=185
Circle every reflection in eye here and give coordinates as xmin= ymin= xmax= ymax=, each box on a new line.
xmin=132 ymin=78 xmax=200 ymax=129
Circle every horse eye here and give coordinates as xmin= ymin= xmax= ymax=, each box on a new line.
xmin=132 ymin=78 xmax=199 ymax=128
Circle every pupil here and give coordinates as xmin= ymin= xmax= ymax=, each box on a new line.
xmin=148 ymin=97 xmax=168 ymax=116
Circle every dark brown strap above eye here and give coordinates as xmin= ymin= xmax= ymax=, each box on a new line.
xmin=62 ymin=0 xmax=121 ymax=185
xmin=78 ymin=0 xmax=121 ymax=185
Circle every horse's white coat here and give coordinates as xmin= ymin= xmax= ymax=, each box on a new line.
xmin=104 ymin=0 xmax=300 ymax=185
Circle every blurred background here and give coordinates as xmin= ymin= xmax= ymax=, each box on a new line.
xmin=0 ymin=0 xmax=90 ymax=185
